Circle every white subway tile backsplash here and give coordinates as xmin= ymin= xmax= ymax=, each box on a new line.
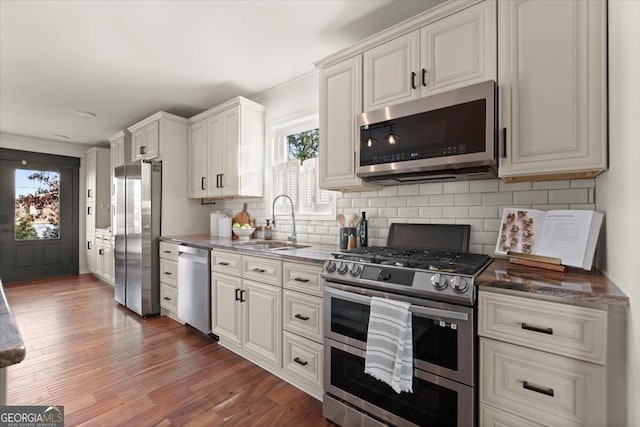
xmin=429 ymin=194 xmax=454 ymax=206
xmin=420 ymin=183 xmax=443 ymax=195
xmin=454 ymin=193 xmax=482 ymax=206
xmin=442 ymin=206 xmax=469 ymax=218
xmin=549 ymin=188 xmax=589 ymax=204
xmin=469 ymin=206 xmax=498 ymax=218
xmin=513 ymin=190 xmax=548 ymax=205
xmin=217 ymin=178 xmax=589 ymax=253
xmin=443 ymin=181 xmax=470 ymax=194
xmin=398 ymin=184 xmax=420 ymax=196
xmin=419 ymin=206 xmax=443 ymax=218
xmin=482 ymin=192 xmax=513 ymax=205
xmin=470 ymin=179 xmax=499 ymax=193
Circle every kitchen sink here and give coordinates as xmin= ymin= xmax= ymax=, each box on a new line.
xmin=234 ymin=240 xmax=311 ymax=251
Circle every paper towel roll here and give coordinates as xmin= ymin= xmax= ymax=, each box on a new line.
xmin=218 ymin=217 xmax=232 ymax=238
xmin=210 ymin=212 xmax=224 ymax=236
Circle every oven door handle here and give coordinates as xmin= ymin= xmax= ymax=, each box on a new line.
xmin=325 ymin=286 xmax=468 ymax=322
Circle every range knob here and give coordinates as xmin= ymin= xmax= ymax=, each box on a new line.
xmin=324 ymin=259 xmax=336 ymax=273
xmin=349 ymin=263 xmax=362 ymax=277
xmin=451 ymin=276 xmax=468 ymax=293
xmin=337 ymin=262 xmax=349 ymax=274
xmin=431 ymin=273 xmax=448 ymax=290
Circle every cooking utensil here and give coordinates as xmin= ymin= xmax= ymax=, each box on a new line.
xmin=337 ymin=213 xmax=345 ymax=227
xmin=347 ymin=212 xmax=357 ymax=227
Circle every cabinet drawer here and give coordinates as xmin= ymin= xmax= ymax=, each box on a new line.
xmin=480 ymin=338 xmax=605 ymax=427
xmin=283 ymin=290 xmax=323 ymax=343
xmin=160 ymin=259 xmax=178 ymax=286
xmin=242 ymin=255 xmax=281 ymax=286
xmin=160 ymin=283 xmax=178 ymax=314
xmin=479 ymin=292 xmax=607 ymax=364
xmin=283 ymin=262 xmax=323 ymax=296
xmin=480 ymin=404 xmax=541 ymax=427
xmin=211 ymin=250 xmax=242 ymax=276
xmin=160 ymin=241 xmax=179 ymax=261
xmin=283 ymin=330 xmax=323 ymax=389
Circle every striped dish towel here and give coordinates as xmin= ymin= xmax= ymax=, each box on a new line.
xmin=364 ymin=296 xmax=413 ymax=393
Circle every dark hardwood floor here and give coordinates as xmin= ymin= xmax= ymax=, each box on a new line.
xmin=4 ymin=274 xmax=334 ymax=426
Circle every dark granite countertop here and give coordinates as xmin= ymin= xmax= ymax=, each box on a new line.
xmin=160 ymin=234 xmax=335 ymax=265
xmin=476 ymin=258 xmax=629 ymax=306
xmin=0 ymin=279 xmax=26 ymax=368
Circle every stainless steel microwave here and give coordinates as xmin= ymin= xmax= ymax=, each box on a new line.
xmin=356 ymin=80 xmax=497 ymax=185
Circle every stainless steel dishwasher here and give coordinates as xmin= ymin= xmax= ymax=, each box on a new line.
xmin=177 ymin=245 xmax=211 ymax=334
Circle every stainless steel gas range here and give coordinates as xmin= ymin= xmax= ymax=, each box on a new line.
xmin=321 ymin=223 xmax=492 ymax=427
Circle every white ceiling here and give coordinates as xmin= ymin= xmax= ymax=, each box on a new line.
xmin=0 ymin=0 xmax=441 ymax=147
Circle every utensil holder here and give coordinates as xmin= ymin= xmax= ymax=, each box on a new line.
xmin=339 ymin=227 xmax=356 ymax=250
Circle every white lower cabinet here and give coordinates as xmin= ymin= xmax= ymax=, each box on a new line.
xmin=211 ymin=251 xmax=282 ymax=371
xmin=159 ymin=241 xmax=180 ymax=320
xmin=210 ymin=250 xmax=324 ymax=400
xmin=93 ymin=229 xmax=113 ymax=285
xmin=479 ymin=290 xmax=613 ymax=427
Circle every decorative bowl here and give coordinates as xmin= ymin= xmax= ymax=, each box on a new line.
xmin=232 ymin=227 xmax=256 ymax=240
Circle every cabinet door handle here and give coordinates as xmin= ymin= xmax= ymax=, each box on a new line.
xmin=215 ymin=174 xmax=220 ymax=188
xmin=87 ymin=206 xmax=92 ymax=215
xmin=523 ymin=381 xmax=554 ymax=397
xmin=521 ymin=323 xmax=553 ymax=335
xmin=240 ymin=289 xmax=246 ymax=302
xmin=87 ymin=241 xmax=92 ymax=250
xmin=293 ymin=357 xmax=308 ymax=366
xmin=501 ymin=127 xmax=507 ymax=158
xmin=163 ymin=250 xmax=172 ymax=254
xmin=99 ymin=248 xmax=104 ymax=255
xmin=164 ymin=271 xmax=172 ymax=275
xmin=235 ymin=288 xmax=241 ymax=301
xmin=294 ymin=277 xmax=309 ymax=283
xmin=201 ymin=177 xmax=206 ymax=190
xmin=252 ymin=268 xmax=266 ymax=273
xmin=421 ymin=68 xmax=428 ymax=86
xmin=163 ymin=296 xmax=172 ymax=301
xmin=411 ymin=71 xmax=417 ymax=90
xmin=140 ymin=145 xmax=146 ymax=155
xmin=87 ymin=189 xmax=92 ymax=198
xmin=218 ymin=261 xmax=230 ymax=266
xmin=294 ymin=314 xmax=310 ymax=321
xmin=220 ymin=173 xmax=224 ymax=188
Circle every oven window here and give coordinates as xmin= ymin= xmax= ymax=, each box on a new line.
xmin=414 ymin=317 xmax=458 ymax=371
xmin=330 ymin=298 xmax=369 ymax=342
xmin=330 ymin=347 xmax=458 ymax=427
xmin=331 ymin=298 xmax=458 ymax=371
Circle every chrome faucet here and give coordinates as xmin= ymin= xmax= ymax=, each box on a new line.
xmin=272 ymin=194 xmax=297 ymax=243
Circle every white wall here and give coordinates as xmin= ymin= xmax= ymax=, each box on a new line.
xmin=597 ymin=2 xmax=640 ymax=425
xmin=0 ymin=133 xmax=92 ymax=273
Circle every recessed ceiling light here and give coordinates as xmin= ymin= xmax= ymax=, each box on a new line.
xmin=76 ymin=110 xmax=96 ymax=118
xmin=53 ymin=134 xmax=70 ymax=140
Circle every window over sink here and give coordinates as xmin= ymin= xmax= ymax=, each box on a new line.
xmin=271 ymin=112 xmax=335 ymax=219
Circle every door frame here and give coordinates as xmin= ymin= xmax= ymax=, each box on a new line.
xmin=0 ymin=148 xmax=80 ymax=278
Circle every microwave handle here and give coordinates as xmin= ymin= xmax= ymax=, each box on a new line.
xmin=324 ymin=286 xmax=468 ymax=321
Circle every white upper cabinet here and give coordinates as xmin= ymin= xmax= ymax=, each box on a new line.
xmin=187 ymin=120 xmax=208 ymax=198
xmin=109 ymin=130 xmax=131 ymax=200
xmin=319 ymin=56 xmax=376 ymax=192
xmin=131 ymin=120 xmax=159 ymax=161
xmin=363 ymin=0 xmax=496 ymax=112
xmin=498 ymin=0 xmax=607 ymax=182
xmin=188 ymin=97 xmax=265 ymax=199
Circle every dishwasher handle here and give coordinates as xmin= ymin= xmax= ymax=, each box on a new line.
xmin=178 ymin=245 xmax=209 ymax=259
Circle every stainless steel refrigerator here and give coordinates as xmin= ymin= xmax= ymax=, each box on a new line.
xmin=114 ymin=160 xmax=161 ymax=317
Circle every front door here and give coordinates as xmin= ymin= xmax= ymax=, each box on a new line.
xmin=0 ymin=149 xmax=79 ymax=282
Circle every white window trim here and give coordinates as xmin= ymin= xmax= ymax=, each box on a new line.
xmin=268 ymin=110 xmax=336 ymax=222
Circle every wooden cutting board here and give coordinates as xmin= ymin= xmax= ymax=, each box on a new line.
xmin=232 ymin=203 xmax=250 ymax=226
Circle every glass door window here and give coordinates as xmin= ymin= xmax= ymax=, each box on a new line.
xmin=14 ymin=169 xmax=60 ymax=240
